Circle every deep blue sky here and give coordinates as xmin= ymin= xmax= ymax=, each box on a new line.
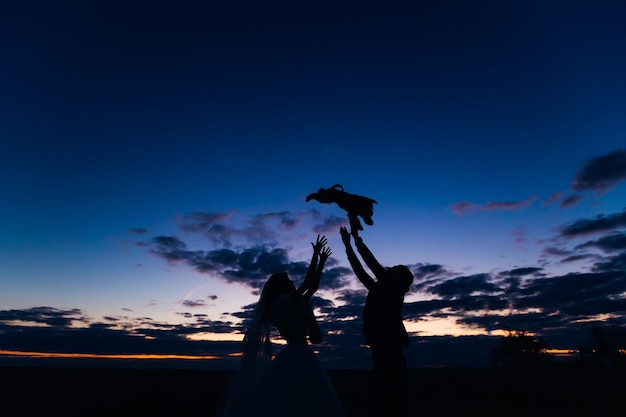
xmin=1 ymin=1 xmax=625 ymax=368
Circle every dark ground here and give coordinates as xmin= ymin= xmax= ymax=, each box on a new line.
xmin=2 ymin=366 xmax=622 ymax=416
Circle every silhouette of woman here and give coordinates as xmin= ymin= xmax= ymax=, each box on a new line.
xmin=217 ymin=235 xmax=346 ymax=417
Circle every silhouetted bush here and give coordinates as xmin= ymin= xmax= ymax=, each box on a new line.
xmin=491 ymin=330 xmax=553 ymax=368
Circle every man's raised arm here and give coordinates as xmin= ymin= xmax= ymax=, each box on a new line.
xmin=353 ymin=235 xmax=386 ymax=279
xmin=340 ymin=227 xmax=375 ymax=290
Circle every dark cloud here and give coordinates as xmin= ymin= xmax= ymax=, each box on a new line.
xmin=429 ymin=274 xmax=502 ymax=299
xmin=317 ymin=264 xmax=353 ymax=291
xmin=0 ymin=306 xmax=87 ymax=327
xmin=558 ymin=208 xmax=626 ymax=237
xmin=576 ymin=232 xmax=626 ymax=253
xmin=145 ymin=210 xmax=359 ymax=291
xmin=148 ymin=236 xmax=298 ymax=289
xmin=572 ymin=149 xmax=626 ymax=193
xmin=514 ymin=271 xmax=626 ymax=312
xmin=592 ymin=251 xmax=626 ymax=273
xmin=560 ymin=253 xmax=598 ymax=264
xmin=181 ymin=299 xmax=206 ymax=308
xmin=150 ymin=235 xmax=190 ymax=263
xmin=411 ymin=263 xmax=454 ymax=281
xmin=542 ymin=245 xmax=572 ymax=257
xmin=0 ymin=307 xmax=245 ymax=357
xmin=401 ymin=268 xmax=626 ymax=349
xmin=498 ymin=267 xmax=543 ymax=278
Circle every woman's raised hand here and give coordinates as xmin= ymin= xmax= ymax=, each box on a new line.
xmin=319 ymin=246 xmax=332 ymax=263
xmin=311 ymin=234 xmax=328 ymax=254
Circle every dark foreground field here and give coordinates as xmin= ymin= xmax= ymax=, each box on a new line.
xmin=2 ymin=366 xmax=622 ymax=416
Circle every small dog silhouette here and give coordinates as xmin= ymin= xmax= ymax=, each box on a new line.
xmin=306 ymin=184 xmax=377 ymax=235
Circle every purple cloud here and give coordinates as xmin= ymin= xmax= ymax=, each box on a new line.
xmin=452 ymin=195 xmax=537 ymax=215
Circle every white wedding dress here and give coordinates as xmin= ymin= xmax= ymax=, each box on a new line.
xmin=217 ymin=293 xmax=346 ymax=417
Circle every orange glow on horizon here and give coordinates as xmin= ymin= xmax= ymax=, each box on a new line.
xmin=545 ymin=349 xmax=576 ymax=356
xmin=0 ymin=350 xmax=220 ymax=360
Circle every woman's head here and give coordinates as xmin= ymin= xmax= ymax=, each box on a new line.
xmin=260 ymin=272 xmax=295 ymax=319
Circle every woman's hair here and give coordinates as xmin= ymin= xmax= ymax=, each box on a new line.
xmin=260 ymin=272 xmax=294 ymax=320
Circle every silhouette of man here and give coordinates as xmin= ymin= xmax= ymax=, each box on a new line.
xmin=339 ymin=226 xmax=413 ymax=417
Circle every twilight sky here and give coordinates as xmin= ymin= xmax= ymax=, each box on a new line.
xmin=1 ymin=1 xmax=625 ymax=369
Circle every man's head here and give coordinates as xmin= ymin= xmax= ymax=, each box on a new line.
xmin=388 ymin=265 xmax=414 ymax=293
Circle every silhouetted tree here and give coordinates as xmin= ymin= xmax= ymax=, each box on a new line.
xmin=578 ymin=324 xmax=626 ymax=367
xmin=491 ymin=330 xmax=553 ymax=368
